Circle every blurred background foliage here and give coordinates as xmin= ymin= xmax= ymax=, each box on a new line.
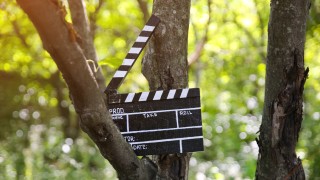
xmin=0 ymin=0 xmax=319 ymax=179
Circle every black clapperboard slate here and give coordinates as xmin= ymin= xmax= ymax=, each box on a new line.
xmin=105 ymin=15 xmax=204 ymax=156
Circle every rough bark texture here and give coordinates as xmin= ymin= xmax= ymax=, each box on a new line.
xmin=255 ymin=0 xmax=310 ymax=179
xmin=142 ymin=0 xmax=191 ymax=179
xmin=17 ymin=0 xmax=156 ymax=179
xmin=142 ymin=0 xmax=190 ymax=91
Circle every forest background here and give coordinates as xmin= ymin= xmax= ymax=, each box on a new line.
xmin=0 ymin=0 xmax=320 ymax=179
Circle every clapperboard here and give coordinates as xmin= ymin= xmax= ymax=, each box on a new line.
xmin=105 ymin=15 xmax=204 ymax=156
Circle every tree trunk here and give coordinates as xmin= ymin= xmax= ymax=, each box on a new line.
xmin=17 ymin=0 xmax=157 ymax=179
xmin=255 ymin=0 xmax=311 ymax=179
xmin=142 ymin=0 xmax=191 ymax=179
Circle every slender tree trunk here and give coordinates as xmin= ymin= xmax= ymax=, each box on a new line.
xmin=255 ymin=0 xmax=310 ymax=179
xmin=142 ymin=0 xmax=191 ymax=179
xmin=68 ymin=0 xmax=105 ymax=91
xmin=17 ymin=0 xmax=157 ymax=179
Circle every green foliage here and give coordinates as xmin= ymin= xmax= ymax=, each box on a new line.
xmin=1 ymin=0 xmax=320 ymax=179
xmin=0 ymin=120 xmax=116 ymax=180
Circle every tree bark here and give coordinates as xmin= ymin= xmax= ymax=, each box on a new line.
xmin=17 ymin=0 xmax=156 ymax=179
xmin=255 ymin=0 xmax=310 ymax=179
xmin=142 ymin=0 xmax=191 ymax=179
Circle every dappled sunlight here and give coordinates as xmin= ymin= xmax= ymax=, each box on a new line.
xmin=0 ymin=0 xmax=320 ymax=179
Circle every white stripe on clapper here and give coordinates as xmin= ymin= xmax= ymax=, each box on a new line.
xmin=153 ymin=90 xmax=163 ymax=100
xmin=139 ymin=92 xmax=149 ymax=101
xmin=175 ymin=111 xmax=179 ymax=128
xmin=143 ymin=25 xmax=155 ymax=32
xmin=125 ymin=93 xmax=135 ymax=103
xmin=120 ymin=125 xmax=202 ymax=135
xmin=114 ymin=70 xmax=127 ymax=78
xmin=112 ymin=107 xmax=201 ymax=116
xmin=167 ymin=89 xmax=176 ymax=99
xmin=180 ymin=88 xmax=189 ymax=98
xmin=128 ymin=136 xmax=203 ymax=145
xmin=129 ymin=48 xmax=142 ymax=54
xmin=136 ymin=36 xmax=148 ymax=42
xmin=126 ymin=114 xmax=129 ymax=132
xmin=122 ymin=59 xmax=135 ymax=66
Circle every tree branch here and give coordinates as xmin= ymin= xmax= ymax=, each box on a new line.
xmin=142 ymin=1 xmax=192 ymax=179
xmin=67 ymin=0 xmax=105 ymax=91
xmin=188 ymin=0 xmax=211 ymax=66
xmin=88 ymin=0 xmax=104 ymax=39
xmin=16 ymin=0 xmax=155 ymax=178
xmin=136 ymin=0 xmax=150 ymax=23
xmin=256 ymin=0 xmax=310 ymax=178
xmin=11 ymin=20 xmax=31 ymax=49
xmin=226 ymin=1 xmax=266 ymax=62
xmin=252 ymin=0 xmax=266 ymax=50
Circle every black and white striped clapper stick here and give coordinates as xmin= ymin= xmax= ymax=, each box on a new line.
xmin=105 ymin=15 xmax=160 ymax=93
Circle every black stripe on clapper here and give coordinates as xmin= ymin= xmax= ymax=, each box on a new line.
xmin=118 ymin=66 xmax=131 ymax=71
xmin=161 ymin=90 xmax=170 ymax=100
xmin=105 ymin=15 xmax=160 ymax=93
xmin=187 ymin=88 xmax=200 ymax=98
xmin=174 ymin=89 xmax=183 ymax=99
xmin=133 ymin=92 xmax=142 ymax=102
xmin=147 ymin=91 xmax=156 ymax=101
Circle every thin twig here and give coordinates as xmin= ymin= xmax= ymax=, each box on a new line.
xmin=11 ymin=19 xmax=30 ymax=48
xmin=253 ymin=0 xmax=266 ymax=49
xmin=188 ymin=0 xmax=212 ymax=66
xmin=229 ymin=4 xmax=266 ymax=61
xmin=137 ymin=0 xmax=150 ymax=23
xmin=89 ymin=0 xmax=104 ymax=38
